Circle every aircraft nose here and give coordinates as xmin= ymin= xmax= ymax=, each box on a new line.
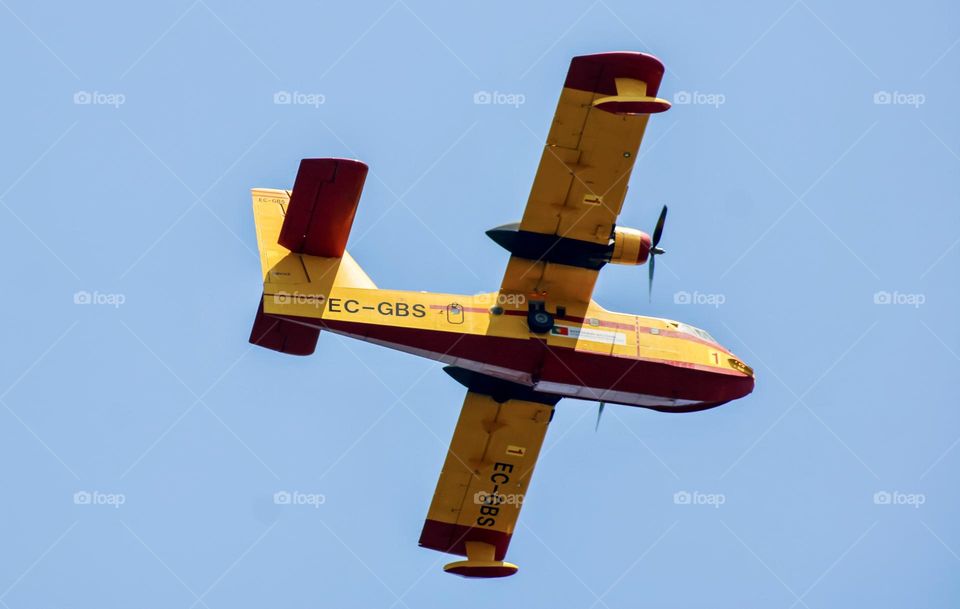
xmin=727 ymin=355 xmax=753 ymax=378
xmin=728 ymin=359 xmax=755 ymax=400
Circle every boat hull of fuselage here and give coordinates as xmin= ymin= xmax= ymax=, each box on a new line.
xmin=283 ymin=316 xmax=754 ymax=413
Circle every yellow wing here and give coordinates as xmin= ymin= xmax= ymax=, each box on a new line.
xmin=418 ymin=372 xmax=557 ymax=578
xmin=498 ymin=52 xmax=671 ymax=306
xmin=420 ymin=54 xmax=672 ymax=577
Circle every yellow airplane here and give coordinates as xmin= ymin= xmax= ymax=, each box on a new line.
xmin=248 ymin=52 xmax=754 ymax=578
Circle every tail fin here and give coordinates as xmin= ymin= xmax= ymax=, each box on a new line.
xmin=248 ymin=158 xmax=374 ymax=356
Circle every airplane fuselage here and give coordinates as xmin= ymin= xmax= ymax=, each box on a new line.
xmin=268 ymin=285 xmax=754 ymax=412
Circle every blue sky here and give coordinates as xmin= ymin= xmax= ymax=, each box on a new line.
xmin=1 ymin=0 xmax=958 ymax=607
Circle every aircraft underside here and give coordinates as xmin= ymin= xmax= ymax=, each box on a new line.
xmin=309 ymin=317 xmax=751 ymax=412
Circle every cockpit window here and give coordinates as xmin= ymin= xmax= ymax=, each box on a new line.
xmin=676 ymin=323 xmax=717 ymax=344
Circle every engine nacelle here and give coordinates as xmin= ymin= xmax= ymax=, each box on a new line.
xmin=608 ymin=227 xmax=652 ymax=265
xmin=485 ymin=223 xmax=654 ymax=270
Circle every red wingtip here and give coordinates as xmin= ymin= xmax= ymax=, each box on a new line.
xmin=564 ymin=51 xmax=667 ymax=98
xmin=418 ymin=519 xmax=512 ymax=560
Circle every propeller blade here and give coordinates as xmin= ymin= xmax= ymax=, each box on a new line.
xmin=648 ymin=205 xmax=667 ymax=301
xmin=594 ymin=402 xmax=605 ymax=432
xmin=652 ymin=205 xmax=668 ymax=247
xmin=648 ymin=254 xmax=655 ymax=301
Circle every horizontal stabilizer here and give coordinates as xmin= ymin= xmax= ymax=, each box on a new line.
xmin=249 ymin=295 xmax=320 ymax=356
xmin=278 ymin=158 xmax=368 ymax=258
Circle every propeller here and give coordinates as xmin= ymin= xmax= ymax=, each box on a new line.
xmin=648 ymin=205 xmax=668 ymax=300
xmin=594 ymin=401 xmax=605 ymax=432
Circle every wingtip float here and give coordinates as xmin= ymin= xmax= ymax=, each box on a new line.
xmin=247 ymin=52 xmax=754 ymax=578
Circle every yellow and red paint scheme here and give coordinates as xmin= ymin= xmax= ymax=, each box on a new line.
xmin=248 ymin=52 xmax=754 ymax=578
xmin=253 ymin=259 xmax=752 ymax=412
